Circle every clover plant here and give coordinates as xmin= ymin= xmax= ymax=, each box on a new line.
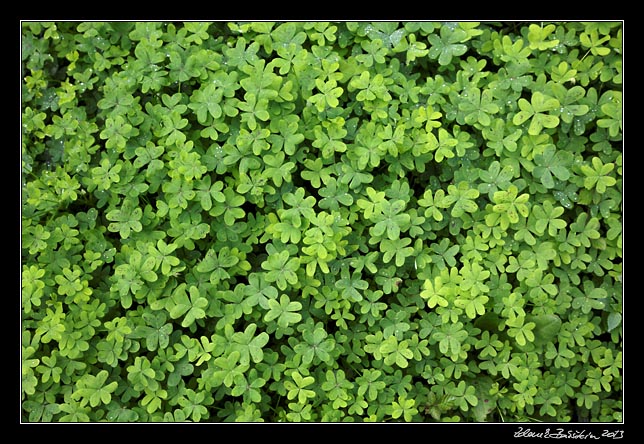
xmin=22 ymin=21 xmax=622 ymax=423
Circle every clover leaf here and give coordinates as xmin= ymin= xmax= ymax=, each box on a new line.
xmin=188 ymin=82 xmax=223 ymax=123
xmin=134 ymin=311 xmax=173 ymax=352
xmin=428 ymin=25 xmax=468 ymax=66
xmin=446 ymin=181 xmax=480 ymax=218
xmin=264 ymin=294 xmax=302 ymax=328
xmin=309 ymin=78 xmax=344 ymax=112
xmin=532 ymin=145 xmax=573 ymax=189
xmin=457 ymin=86 xmax=499 ymax=126
xmin=370 ymin=199 xmax=410 ymax=240
xmin=512 ymin=91 xmax=561 ymax=135
xmin=283 ymin=371 xmax=316 ymax=404
xmin=106 ymin=198 xmax=143 ymax=239
xmin=167 ymin=284 xmax=208 ymax=328
xmin=207 ymin=350 xmax=248 ymax=389
xmin=196 ymin=247 xmax=240 ymax=285
xmin=579 ymin=156 xmax=617 ymax=193
xmin=597 ymin=91 xmax=622 ymax=137
xmin=532 ymin=200 xmax=567 ymax=236
xmin=481 ymin=118 xmax=522 ymax=157
xmin=230 ymin=323 xmax=269 ymax=365
xmin=506 ymin=314 xmax=536 ymax=347
xmin=527 ymin=23 xmax=559 ymax=51
xmin=580 ymin=27 xmax=611 ymax=56
xmin=380 ymin=237 xmax=415 ymax=267
xmin=335 ymin=266 xmax=368 ymax=302
xmin=294 ymin=325 xmax=335 ymax=366
xmin=376 ymin=336 xmax=412 ymax=369
xmin=445 ymin=380 xmax=479 ymax=412
xmin=433 ymin=322 xmax=468 ymax=361
xmin=71 ymin=370 xmax=118 ymax=408
xmin=279 ymin=187 xmax=317 ymax=227
xmin=261 ymin=250 xmax=300 ymax=291
xmin=488 ymin=185 xmax=531 ymax=230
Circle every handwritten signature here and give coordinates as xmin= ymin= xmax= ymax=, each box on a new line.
xmin=514 ymin=427 xmax=624 ymax=440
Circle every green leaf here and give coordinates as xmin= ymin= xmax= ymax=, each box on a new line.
xmin=446 ymin=181 xmax=479 ymax=218
xmin=270 ymin=114 xmax=305 ymax=155
xmin=309 ymin=78 xmax=344 ymax=111
xmin=147 ymin=238 xmax=181 ymax=276
xmin=71 ymin=370 xmax=118 ymax=408
xmin=99 ymin=115 xmax=136 ymax=151
xmin=420 ymin=277 xmax=449 ymax=309
xmin=532 ymin=145 xmax=572 ymax=189
xmin=357 ymin=186 xmax=387 ymax=220
xmin=446 ymin=380 xmax=479 ymax=412
xmin=296 ymin=325 xmax=335 ymax=365
xmin=458 ymin=86 xmax=499 ymax=126
xmin=284 ymin=371 xmax=316 ymax=404
xmin=455 ymin=292 xmax=489 ymax=320
xmin=261 ymin=249 xmax=300 ymax=291
xmin=189 ymin=82 xmax=223 ymax=123
xmin=136 ymin=311 xmax=173 ymax=352
xmin=106 ymin=198 xmax=143 ymax=239
xmin=263 ymin=151 xmax=295 ymax=187
xmin=239 ymin=58 xmax=281 ymax=103
xmin=434 ymin=322 xmax=468 ymax=360
xmin=126 ymin=356 xmax=158 ymax=392
xmin=370 ymin=199 xmax=410 ymax=240
xmin=177 ymin=389 xmax=210 ymax=421
xmin=597 ymin=91 xmax=622 ymax=137
xmin=54 ymin=266 xmax=84 ymax=297
xmin=390 ymin=395 xmax=418 ymax=421
xmin=321 ymin=369 xmax=353 ymax=409
xmin=196 ymin=247 xmax=239 ymax=285
xmin=532 ymin=199 xmax=567 ymax=236
xmin=169 ymin=145 xmax=207 ymax=181
xmin=428 ymin=238 xmax=460 ymax=269
xmin=381 ymin=237 xmax=414 ymax=267
xmin=231 ymin=323 xmax=270 ymax=365
xmin=427 ymin=127 xmax=458 ymax=163
xmin=264 ymin=294 xmax=302 ymax=328
xmin=580 ymin=156 xmax=617 ymax=193
xmin=512 ymin=91 xmax=560 ymax=135
xmin=607 ymin=312 xmax=622 ymax=332
xmin=527 ymin=314 xmax=562 ymax=347
xmin=481 ymin=118 xmax=522 ymax=156
xmin=318 ymin=178 xmax=353 ymax=211
xmin=379 ymin=336 xmax=414 ymax=368
xmin=527 ymin=23 xmax=559 ymax=51
xmin=506 ymin=314 xmax=536 ymax=346
xmin=168 ymin=284 xmax=208 ymax=328
xmin=280 ymin=187 xmax=317 ymax=227
xmin=335 ymin=266 xmax=368 ymax=302
xmin=210 ymin=350 xmax=248 ymax=388
xmin=354 ymin=71 xmax=391 ymax=104
xmin=428 ymin=25 xmax=468 ymax=66
xmin=356 ymin=38 xmax=389 ymax=67
xmin=489 ymin=185 xmax=531 ymax=230
xmin=478 ymin=160 xmax=514 ymax=198
xmin=580 ymin=27 xmax=611 ymax=56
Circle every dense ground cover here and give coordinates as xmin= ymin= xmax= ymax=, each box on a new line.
xmin=21 ymin=21 xmax=622 ymax=422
